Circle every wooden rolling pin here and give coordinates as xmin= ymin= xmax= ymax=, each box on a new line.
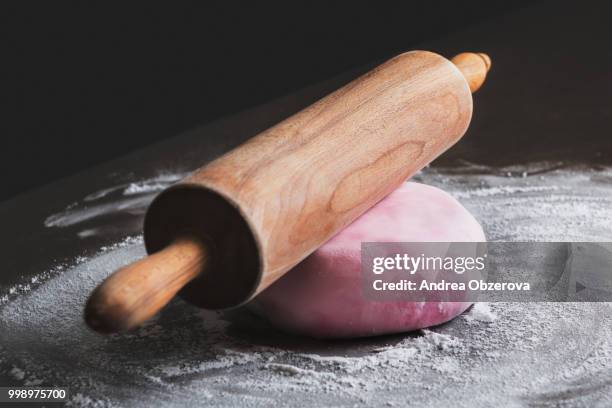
xmin=85 ymin=51 xmax=491 ymax=333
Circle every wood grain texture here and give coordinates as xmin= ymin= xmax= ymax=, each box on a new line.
xmin=85 ymin=236 xmax=207 ymax=333
xmin=169 ymin=50 xmax=473 ymax=297
xmin=451 ymin=52 xmax=491 ymax=92
xmin=87 ymin=50 xmax=487 ymax=333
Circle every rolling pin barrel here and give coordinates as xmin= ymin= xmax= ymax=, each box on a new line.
xmin=85 ymin=51 xmax=491 ymax=333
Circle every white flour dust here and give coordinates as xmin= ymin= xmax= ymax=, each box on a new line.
xmin=44 ymin=173 xmax=186 ymax=232
xmin=463 ymin=302 xmax=497 ymax=324
xmin=1 ymin=163 xmax=612 ymax=407
xmin=414 ymin=162 xmax=612 ymax=241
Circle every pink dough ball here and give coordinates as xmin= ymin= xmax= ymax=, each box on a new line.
xmin=250 ymin=182 xmax=486 ymax=338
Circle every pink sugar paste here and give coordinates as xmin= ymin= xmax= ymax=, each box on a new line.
xmin=252 ymin=182 xmax=485 ymax=338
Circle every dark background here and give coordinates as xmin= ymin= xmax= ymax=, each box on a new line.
xmin=2 ymin=1 xmax=536 ymax=202
xmin=4 ymin=1 xmax=612 ymax=203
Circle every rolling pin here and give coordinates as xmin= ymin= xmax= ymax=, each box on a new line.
xmin=85 ymin=51 xmax=491 ymax=333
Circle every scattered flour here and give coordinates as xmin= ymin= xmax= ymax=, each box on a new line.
xmin=464 ymin=303 xmax=498 ymax=324
xmin=1 ymin=163 xmax=612 ymax=407
xmin=9 ymin=367 xmax=25 ymax=380
xmin=83 ymin=174 xmax=185 ymax=202
xmin=44 ymin=172 xmax=186 ymax=231
xmin=452 ymin=185 xmax=563 ymax=199
xmin=414 ymin=163 xmax=612 ymax=242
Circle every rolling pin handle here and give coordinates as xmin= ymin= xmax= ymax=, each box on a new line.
xmin=84 ymin=236 xmax=208 ymax=334
xmin=451 ymin=52 xmax=491 ymax=93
